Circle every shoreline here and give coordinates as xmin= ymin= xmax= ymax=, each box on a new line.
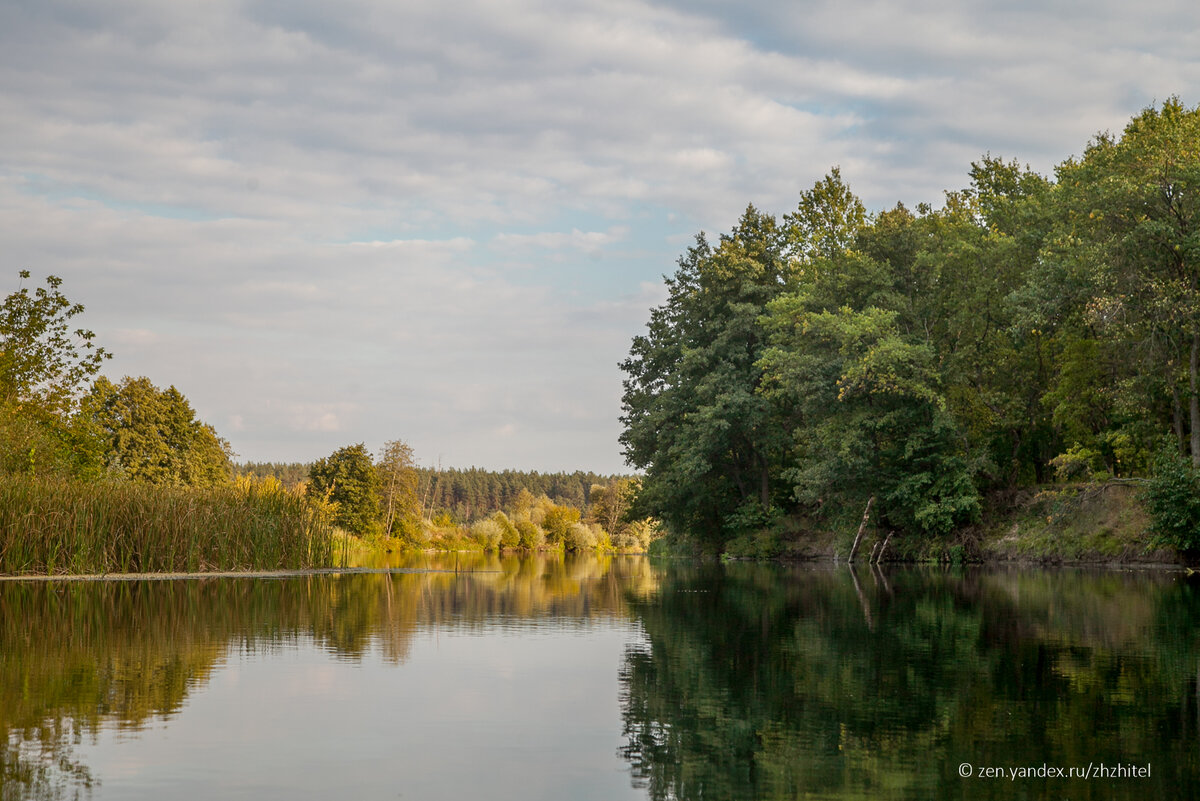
xmin=0 ymin=566 xmax=499 ymax=582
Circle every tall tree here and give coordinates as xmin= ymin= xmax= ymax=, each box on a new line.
xmin=1056 ymin=98 xmax=1200 ymax=464
xmin=621 ymin=205 xmax=792 ymax=547
xmin=87 ymin=376 xmax=233 ymax=485
xmin=0 ymin=272 xmax=110 ymax=477
xmin=307 ymin=444 xmax=382 ymax=536
xmin=0 ymin=272 xmax=110 ymax=416
xmin=377 ymin=439 xmax=419 ymax=537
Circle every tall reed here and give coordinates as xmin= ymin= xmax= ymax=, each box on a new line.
xmin=0 ymin=475 xmax=337 ymax=575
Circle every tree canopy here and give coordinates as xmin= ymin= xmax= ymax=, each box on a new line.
xmin=88 ymin=375 xmax=233 ymax=486
xmin=621 ymin=99 xmax=1200 ymax=552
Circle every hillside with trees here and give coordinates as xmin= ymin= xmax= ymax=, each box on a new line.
xmin=621 ymin=98 xmax=1200 ymax=558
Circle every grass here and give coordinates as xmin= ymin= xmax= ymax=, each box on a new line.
xmin=0 ymin=475 xmax=338 ymax=575
xmin=966 ymin=482 xmax=1169 ymax=564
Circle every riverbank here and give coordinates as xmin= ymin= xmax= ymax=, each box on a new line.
xmin=717 ymin=481 xmax=1187 ymax=566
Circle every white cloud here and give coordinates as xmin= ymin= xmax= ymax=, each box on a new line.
xmin=2 ymin=0 xmax=1199 ymax=470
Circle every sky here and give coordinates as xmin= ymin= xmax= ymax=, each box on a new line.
xmin=3 ymin=0 xmax=1199 ymax=474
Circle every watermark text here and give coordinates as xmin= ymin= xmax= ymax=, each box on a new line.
xmin=957 ymin=762 xmax=1150 ymax=780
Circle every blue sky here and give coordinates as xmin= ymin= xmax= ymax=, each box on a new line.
xmin=3 ymin=0 xmax=1199 ymax=472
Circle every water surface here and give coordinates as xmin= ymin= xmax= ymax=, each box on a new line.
xmin=2 ymin=555 xmax=1198 ymax=800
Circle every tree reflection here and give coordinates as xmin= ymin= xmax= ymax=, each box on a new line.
xmin=619 ymin=565 xmax=1200 ymax=800
xmin=0 ymin=553 xmax=654 ymax=800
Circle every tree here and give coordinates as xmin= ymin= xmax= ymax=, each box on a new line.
xmin=620 ymin=205 xmax=792 ymax=547
xmin=541 ymin=502 xmax=581 ymax=545
xmin=759 ymin=302 xmax=979 ymax=537
xmin=307 ymin=444 xmax=382 ymax=536
xmin=377 ymin=439 xmax=419 ymax=537
xmin=588 ymin=478 xmax=639 ymax=539
xmin=87 ymin=376 xmax=233 ymax=485
xmin=0 ymin=272 xmax=110 ymax=477
xmin=0 ymin=271 xmax=110 ymax=415
xmin=1056 ymin=98 xmax=1200 ymax=465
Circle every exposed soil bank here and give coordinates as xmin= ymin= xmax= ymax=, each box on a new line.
xmin=758 ymin=482 xmax=1190 ymax=567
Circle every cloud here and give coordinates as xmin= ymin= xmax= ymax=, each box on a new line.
xmin=2 ymin=0 xmax=1198 ymax=471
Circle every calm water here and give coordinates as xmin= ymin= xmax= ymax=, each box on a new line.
xmin=2 ymin=554 xmax=1199 ymax=800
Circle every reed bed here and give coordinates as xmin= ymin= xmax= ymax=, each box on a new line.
xmin=0 ymin=475 xmax=338 ymax=575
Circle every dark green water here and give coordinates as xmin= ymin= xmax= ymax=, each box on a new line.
xmin=2 ymin=555 xmax=1198 ymax=799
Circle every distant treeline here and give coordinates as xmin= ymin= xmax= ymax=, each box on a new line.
xmin=237 ymin=461 xmax=627 ymax=522
xmin=238 ymin=462 xmax=311 ymax=488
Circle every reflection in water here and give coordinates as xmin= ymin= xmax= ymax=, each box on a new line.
xmin=618 ymin=564 xmax=1200 ymax=800
xmin=0 ymin=553 xmax=654 ymax=800
xmin=4 ymin=557 xmax=1200 ymax=800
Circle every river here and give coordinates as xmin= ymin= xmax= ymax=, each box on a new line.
xmin=2 ymin=553 xmax=1197 ymax=799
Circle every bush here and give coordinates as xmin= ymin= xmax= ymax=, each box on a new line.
xmin=516 ymin=519 xmax=545 ymax=549
xmin=491 ymin=511 xmax=520 ymax=548
xmin=542 ymin=504 xmax=581 ymax=544
xmin=1144 ymin=445 xmax=1200 ymax=552
xmin=470 ymin=519 xmax=504 ymax=550
xmin=564 ymin=522 xmax=597 ymax=551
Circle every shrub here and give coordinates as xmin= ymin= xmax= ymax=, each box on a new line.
xmin=516 ymin=519 xmax=545 ymax=549
xmin=491 ymin=511 xmax=520 ymax=548
xmin=564 ymin=522 xmax=597 ymax=551
xmin=1144 ymin=445 xmax=1200 ymax=553
xmin=470 ymin=519 xmax=504 ymax=550
xmin=542 ymin=504 xmax=581 ymax=544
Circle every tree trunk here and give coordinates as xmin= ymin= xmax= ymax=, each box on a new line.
xmin=874 ymin=530 xmax=895 ymax=563
xmin=1192 ymin=332 xmax=1200 ymax=467
xmin=847 ymin=495 xmax=875 ymax=563
xmin=759 ymin=455 xmax=771 ymax=511
xmin=1173 ymin=379 xmax=1186 ymax=455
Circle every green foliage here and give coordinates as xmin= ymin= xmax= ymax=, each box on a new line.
xmin=0 ymin=273 xmax=111 ymax=480
xmin=564 ymin=522 xmax=598 ymax=551
xmin=236 ymin=461 xmax=311 ymax=489
xmin=0 ymin=272 xmax=110 ymax=416
xmin=620 ymin=204 xmax=793 ymax=547
xmin=307 ymin=443 xmax=383 ymax=537
xmin=470 ymin=518 xmax=503 ymax=550
xmin=491 ymin=510 xmax=520 ymax=548
xmin=541 ymin=503 xmax=581 ymax=544
xmin=0 ymin=401 xmax=105 ymax=479
xmin=1145 ymin=444 xmax=1200 ymax=552
xmin=516 ymin=519 xmax=545 ymax=549
xmin=620 ymin=102 xmax=1200 ymax=555
xmin=87 ymin=376 xmax=233 ymax=486
xmin=419 ymin=465 xmax=619 ymax=522
xmin=377 ymin=439 xmax=420 ymax=538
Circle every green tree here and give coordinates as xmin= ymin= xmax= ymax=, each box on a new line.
xmin=759 ymin=302 xmax=979 ymax=537
xmin=377 ymin=439 xmax=419 ymax=538
xmin=307 ymin=444 xmax=382 ymax=536
xmin=620 ymin=205 xmax=792 ymax=548
xmin=0 ymin=272 xmax=110 ymax=477
xmin=0 ymin=272 xmax=110 ymax=415
xmin=1145 ymin=442 xmax=1200 ymax=552
xmin=541 ymin=502 xmax=581 ymax=545
xmin=87 ymin=376 xmax=233 ymax=486
xmin=587 ymin=479 xmax=634 ymax=537
xmin=1054 ymin=98 xmax=1200 ymax=465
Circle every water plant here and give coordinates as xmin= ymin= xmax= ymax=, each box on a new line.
xmin=0 ymin=474 xmax=336 ymax=575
